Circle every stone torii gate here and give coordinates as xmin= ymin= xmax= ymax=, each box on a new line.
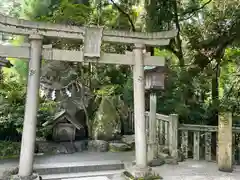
xmin=0 ymin=14 xmax=176 ymax=179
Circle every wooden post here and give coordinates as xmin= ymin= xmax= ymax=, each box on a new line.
xmin=218 ymin=112 xmax=233 ymax=172
xmin=148 ymin=93 xmax=157 ymax=161
xmin=169 ymin=114 xmax=179 ymax=159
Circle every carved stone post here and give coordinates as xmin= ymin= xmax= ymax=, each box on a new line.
xmin=169 ymin=114 xmax=179 ymax=160
xmin=132 ymin=43 xmax=149 ymax=176
xmin=148 ymin=93 xmax=157 ymax=161
xmin=18 ymin=34 xmax=43 ymax=177
xmin=218 ymin=112 xmax=233 ymax=172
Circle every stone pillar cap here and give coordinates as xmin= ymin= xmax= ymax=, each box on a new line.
xmin=29 ymin=34 xmax=43 ymax=40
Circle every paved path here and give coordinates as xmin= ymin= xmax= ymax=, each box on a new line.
xmin=113 ymin=160 xmax=240 ymax=180
xmin=1 ymin=151 xmax=240 ymax=180
xmin=153 ymin=160 xmax=240 ymax=180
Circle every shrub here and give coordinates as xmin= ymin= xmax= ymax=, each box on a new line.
xmin=0 ymin=141 xmax=21 ymax=159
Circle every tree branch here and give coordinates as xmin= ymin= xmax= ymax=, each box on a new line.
xmin=110 ymin=0 xmax=136 ymax=31
xmin=181 ymin=0 xmax=212 ymax=17
xmin=180 ymin=12 xmax=197 ymax=21
xmin=172 ymin=0 xmax=184 ymax=67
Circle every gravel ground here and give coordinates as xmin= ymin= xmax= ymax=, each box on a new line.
xmin=112 ymin=159 xmax=240 ymax=180
xmin=153 ymin=160 xmax=240 ymax=180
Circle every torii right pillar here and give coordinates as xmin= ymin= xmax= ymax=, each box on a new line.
xmin=132 ymin=43 xmax=150 ymax=177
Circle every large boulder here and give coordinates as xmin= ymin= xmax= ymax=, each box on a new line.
xmin=165 ymin=157 xmax=178 ymax=165
xmin=177 ymin=149 xmax=185 ymax=162
xmin=74 ymin=140 xmax=88 ymax=152
xmin=148 ymin=158 xmax=165 ymax=167
xmin=121 ymin=135 xmax=135 ymax=146
xmin=36 ymin=141 xmax=68 ymax=154
xmin=121 ymin=135 xmax=135 ymax=150
xmin=109 ymin=142 xmax=131 ymax=152
xmin=92 ymin=97 xmax=121 ymax=141
xmin=88 ymin=140 xmax=109 ymax=152
xmin=158 ymin=145 xmax=170 ymax=155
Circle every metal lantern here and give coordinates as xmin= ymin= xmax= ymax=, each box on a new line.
xmin=144 ymin=66 xmax=165 ymax=90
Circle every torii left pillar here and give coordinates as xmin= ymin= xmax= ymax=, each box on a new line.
xmin=18 ymin=34 xmax=43 ymax=178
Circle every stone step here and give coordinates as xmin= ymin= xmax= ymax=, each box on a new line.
xmin=35 ymin=160 xmax=124 ymax=176
xmin=41 ymin=170 xmax=123 ymax=180
xmin=62 ymin=177 xmax=111 ymax=180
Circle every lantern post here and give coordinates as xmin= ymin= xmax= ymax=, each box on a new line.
xmin=144 ymin=66 xmax=166 ymax=162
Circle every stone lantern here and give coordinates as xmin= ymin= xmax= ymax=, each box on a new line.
xmin=144 ymin=66 xmax=166 ymax=163
xmin=144 ymin=66 xmax=165 ymax=90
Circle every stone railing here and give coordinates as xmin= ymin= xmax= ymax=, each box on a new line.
xmin=127 ymin=111 xmax=178 ymax=159
xmin=145 ymin=112 xmax=178 ymax=159
xmin=179 ymin=124 xmax=215 ymax=161
xmin=145 ymin=111 xmax=171 ymax=146
xmin=127 ymin=111 xmax=172 ymax=146
xmin=178 ymin=124 xmax=240 ymax=162
xmin=128 ymin=111 xmax=240 ymax=164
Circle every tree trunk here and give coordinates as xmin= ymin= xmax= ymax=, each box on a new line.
xmin=211 ymin=60 xmax=220 ymax=125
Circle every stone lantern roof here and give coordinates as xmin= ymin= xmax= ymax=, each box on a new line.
xmin=144 ymin=66 xmax=165 ymax=73
xmin=0 ymin=57 xmax=12 ymax=68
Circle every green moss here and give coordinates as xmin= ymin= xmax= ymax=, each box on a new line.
xmin=123 ymin=171 xmax=163 ymax=180
xmin=109 ymin=144 xmax=131 ymax=152
xmin=0 ymin=155 xmax=19 ymax=160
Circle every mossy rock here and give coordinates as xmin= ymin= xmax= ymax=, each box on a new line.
xmin=2 ymin=167 xmax=19 ymax=180
xmin=2 ymin=168 xmax=39 ymax=180
xmin=122 ymin=135 xmax=135 ymax=150
xmin=148 ymin=158 xmax=165 ymax=167
xmin=122 ymin=171 xmax=163 ymax=180
xmin=10 ymin=173 xmax=40 ymax=180
xmin=92 ymin=97 xmax=121 ymax=141
xmin=109 ymin=143 xmax=131 ymax=152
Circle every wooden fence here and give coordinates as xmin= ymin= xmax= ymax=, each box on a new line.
xmin=127 ymin=111 xmax=240 ymax=164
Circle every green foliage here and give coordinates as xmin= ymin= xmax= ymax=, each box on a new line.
xmin=0 ymin=141 xmax=21 ymax=159
xmin=0 ymin=0 xmax=21 ymax=17
xmin=0 ymin=71 xmax=56 ymax=140
xmin=36 ymin=101 xmax=57 ymax=138
xmin=0 ymin=76 xmax=25 ymax=136
xmin=95 ymin=84 xmax=121 ymax=97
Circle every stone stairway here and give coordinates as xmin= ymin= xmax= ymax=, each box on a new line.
xmin=0 ymin=152 xmax=135 ymax=180
xmin=37 ymin=160 xmax=125 ymax=180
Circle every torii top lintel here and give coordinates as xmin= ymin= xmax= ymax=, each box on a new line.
xmin=0 ymin=14 xmax=177 ymax=46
